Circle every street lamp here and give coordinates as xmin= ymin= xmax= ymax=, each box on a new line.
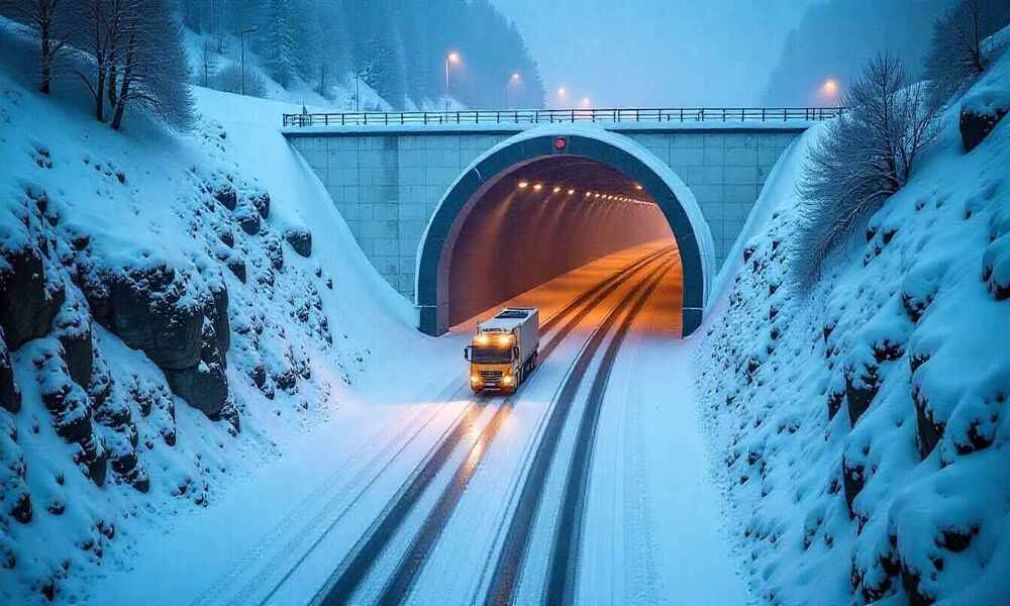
xmin=240 ymin=26 xmax=257 ymax=96
xmin=506 ymin=71 xmax=521 ymax=108
xmin=445 ymin=51 xmax=461 ymax=111
xmin=579 ymin=96 xmax=591 ymax=109
xmin=820 ymin=78 xmax=840 ymax=105
xmin=556 ymin=86 xmax=567 ymax=107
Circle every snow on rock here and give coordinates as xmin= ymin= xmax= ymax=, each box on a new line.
xmin=0 ymin=18 xmax=412 ymax=604
xmin=960 ymin=88 xmax=1009 ymax=152
xmin=697 ymin=39 xmax=1010 ymax=606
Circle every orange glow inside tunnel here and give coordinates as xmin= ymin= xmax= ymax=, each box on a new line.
xmin=446 ymin=155 xmax=681 ymax=329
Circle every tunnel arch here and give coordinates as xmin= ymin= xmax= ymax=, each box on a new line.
xmin=416 ymin=125 xmax=715 ymax=337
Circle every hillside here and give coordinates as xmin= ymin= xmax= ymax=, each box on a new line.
xmin=0 ymin=19 xmax=454 ymax=603
xmin=699 ymin=30 xmax=1010 ymax=606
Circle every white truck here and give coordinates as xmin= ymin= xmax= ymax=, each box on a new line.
xmin=464 ymin=307 xmax=540 ymax=394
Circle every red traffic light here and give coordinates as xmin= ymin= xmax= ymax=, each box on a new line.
xmin=554 ymin=137 xmax=567 ymax=150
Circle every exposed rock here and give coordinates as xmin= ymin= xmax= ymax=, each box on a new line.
xmin=960 ymin=91 xmax=1008 ymax=152
xmin=0 ymin=243 xmax=65 ymax=348
xmin=981 ymin=234 xmax=1010 ymax=301
xmin=164 ymin=319 xmax=228 ymax=416
xmin=213 ymin=184 xmax=237 ymax=210
xmin=51 ymin=294 xmax=93 ymax=387
xmin=0 ymin=330 xmax=20 ymax=413
xmin=284 ymin=227 xmax=312 ymax=257
xmin=842 ymin=457 xmax=864 ymax=518
xmin=912 ymin=385 xmax=944 ymax=459
xmin=82 ymin=262 xmax=204 ymax=370
xmin=250 ymin=190 xmax=271 ymax=219
xmin=845 ymin=362 xmax=880 ymax=426
xmin=9 ymin=488 xmax=32 ymax=524
xmin=235 ymin=205 xmax=261 ymax=235
xmin=264 ymin=235 xmax=284 ymax=271
xmin=227 ymin=258 xmax=246 ymax=283
xmin=33 ymin=344 xmax=107 ymax=486
xmin=207 ymin=281 xmax=230 ymax=356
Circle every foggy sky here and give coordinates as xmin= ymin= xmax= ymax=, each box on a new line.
xmin=490 ymin=0 xmax=816 ymax=108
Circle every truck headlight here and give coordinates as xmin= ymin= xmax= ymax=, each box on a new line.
xmin=502 ymin=375 xmax=514 ymax=386
xmin=470 ymin=374 xmax=482 ymax=384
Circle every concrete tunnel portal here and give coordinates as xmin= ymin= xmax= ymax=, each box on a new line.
xmin=416 ymin=128 xmax=716 ymax=337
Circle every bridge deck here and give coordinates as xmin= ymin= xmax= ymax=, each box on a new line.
xmin=282 ymin=107 xmax=844 ymax=129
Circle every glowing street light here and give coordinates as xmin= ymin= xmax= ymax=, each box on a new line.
xmin=518 ymin=181 xmax=529 ymax=189
xmin=820 ymin=78 xmax=840 ymax=105
xmin=567 ymin=189 xmax=575 ymax=195
xmin=533 ymin=183 xmax=543 ymax=191
xmin=555 ymin=86 xmax=567 ymax=107
xmin=579 ymin=97 xmax=592 ymax=109
xmin=445 ymin=51 xmax=461 ymax=111
xmin=553 ymin=186 xmax=561 ymax=193
xmin=506 ymin=71 xmax=521 ymax=109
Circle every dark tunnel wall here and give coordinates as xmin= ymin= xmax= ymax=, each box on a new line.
xmin=447 ymin=186 xmax=674 ymax=326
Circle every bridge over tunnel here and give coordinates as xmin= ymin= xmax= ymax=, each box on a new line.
xmin=417 ymin=129 xmax=714 ymax=336
xmin=283 ymin=108 xmax=830 ymax=337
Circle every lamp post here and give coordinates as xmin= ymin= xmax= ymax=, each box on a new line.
xmin=240 ymin=26 xmax=257 ymax=96
xmin=506 ymin=71 xmax=521 ymax=108
xmin=556 ymin=86 xmax=567 ymax=108
xmin=444 ymin=51 xmax=460 ymax=111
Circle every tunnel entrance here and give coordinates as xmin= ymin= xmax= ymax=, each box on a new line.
xmin=447 ymin=156 xmax=675 ymax=326
xmin=416 ymin=127 xmax=715 ymax=337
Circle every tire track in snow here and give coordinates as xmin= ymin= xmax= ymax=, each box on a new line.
xmin=310 ymin=247 xmax=675 ymax=605
xmin=544 ymin=261 xmax=671 ymax=606
xmin=376 ymin=252 xmax=676 ymax=604
xmin=483 ymin=258 xmax=674 ymax=606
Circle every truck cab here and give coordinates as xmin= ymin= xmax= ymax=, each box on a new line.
xmin=465 ymin=307 xmax=539 ymax=394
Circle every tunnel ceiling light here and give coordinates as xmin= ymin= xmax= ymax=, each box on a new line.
xmin=567 ymin=189 xmax=575 ymax=195
xmin=533 ymin=183 xmax=543 ymax=191
xmin=518 ymin=181 xmax=529 ymax=189
xmin=635 ymin=183 xmax=644 ymax=190
xmin=553 ymin=186 xmax=561 ymax=193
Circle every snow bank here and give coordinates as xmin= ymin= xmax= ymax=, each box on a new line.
xmin=0 ymin=19 xmax=433 ymax=604
xmin=696 ymin=33 xmax=1010 ymax=606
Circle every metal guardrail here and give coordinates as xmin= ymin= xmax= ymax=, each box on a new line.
xmin=282 ymin=107 xmax=845 ymax=128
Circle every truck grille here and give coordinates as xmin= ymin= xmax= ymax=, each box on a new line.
xmin=480 ymin=370 xmax=503 ymax=380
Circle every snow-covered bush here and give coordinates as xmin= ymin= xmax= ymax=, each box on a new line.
xmin=212 ymin=63 xmax=267 ymax=99
xmin=924 ymin=0 xmax=1010 ymax=110
xmin=792 ymin=54 xmax=937 ymax=288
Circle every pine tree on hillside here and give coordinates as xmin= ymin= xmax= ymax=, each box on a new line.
xmin=256 ymin=0 xmax=298 ymax=88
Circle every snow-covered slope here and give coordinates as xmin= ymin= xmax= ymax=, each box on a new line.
xmin=0 ymin=20 xmax=440 ymax=604
xmin=697 ymin=35 xmax=1010 ymax=606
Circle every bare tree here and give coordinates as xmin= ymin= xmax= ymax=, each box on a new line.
xmin=924 ymin=0 xmax=1010 ymax=109
xmin=107 ymin=0 xmax=193 ymax=130
xmin=792 ymin=54 xmax=938 ymax=288
xmin=74 ymin=0 xmax=125 ymax=122
xmin=201 ymin=37 xmax=217 ymax=87
xmin=4 ymin=0 xmax=72 ymax=94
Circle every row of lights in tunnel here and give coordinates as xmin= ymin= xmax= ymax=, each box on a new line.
xmin=515 ymin=180 xmax=652 ymax=206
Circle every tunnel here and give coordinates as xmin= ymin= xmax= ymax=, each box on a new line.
xmin=416 ymin=127 xmax=715 ymax=337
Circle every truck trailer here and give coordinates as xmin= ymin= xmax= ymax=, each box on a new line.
xmin=464 ymin=307 xmax=540 ymax=394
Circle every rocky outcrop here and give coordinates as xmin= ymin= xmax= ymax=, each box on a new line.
xmin=164 ymin=318 xmax=229 ymax=416
xmin=32 ymin=342 xmax=107 ymax=486
xmin=960 ymin=90 xmax=1009 ymax=153
xmin=285 ymin=227 xmax=312 ymax=257
xmin=0 ymin=329 xmax=20 ymax=413
xmin=213 ymin=184 xmax=238 ymax=210
xmin=51 ymin=293 xmax=93 ymax=387
xmin=79 ymin=261 xmax=230 ymax=417
xmin=235 ymin=205 xmax=261 ymax=235
xmin=0 ymin=242 xmax=65 ymax=349
xmin=249 ymin=190 xmax=270 ymax=219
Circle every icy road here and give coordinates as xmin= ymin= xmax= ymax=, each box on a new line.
xmin=91 ymin=240 xmax=749 ymax=605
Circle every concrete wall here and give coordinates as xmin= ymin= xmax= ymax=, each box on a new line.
xmin=287 ymin=127 xmax=801 ymax=303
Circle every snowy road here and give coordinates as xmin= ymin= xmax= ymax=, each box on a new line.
xmin=90 ymin=241 xmax=748 ymax=605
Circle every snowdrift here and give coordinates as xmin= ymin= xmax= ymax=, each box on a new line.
xmin=697 ymin=31 xmax=1010 ymax=606
xmin=0 ymin=19 xmax=431 ymax=604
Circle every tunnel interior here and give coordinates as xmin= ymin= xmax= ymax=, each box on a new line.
xmin=446 ymin=156 xmax=679 ymax=327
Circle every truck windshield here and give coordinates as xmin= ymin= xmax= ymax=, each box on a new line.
xmin=470 ymin=347 xmax=514 ymax=364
